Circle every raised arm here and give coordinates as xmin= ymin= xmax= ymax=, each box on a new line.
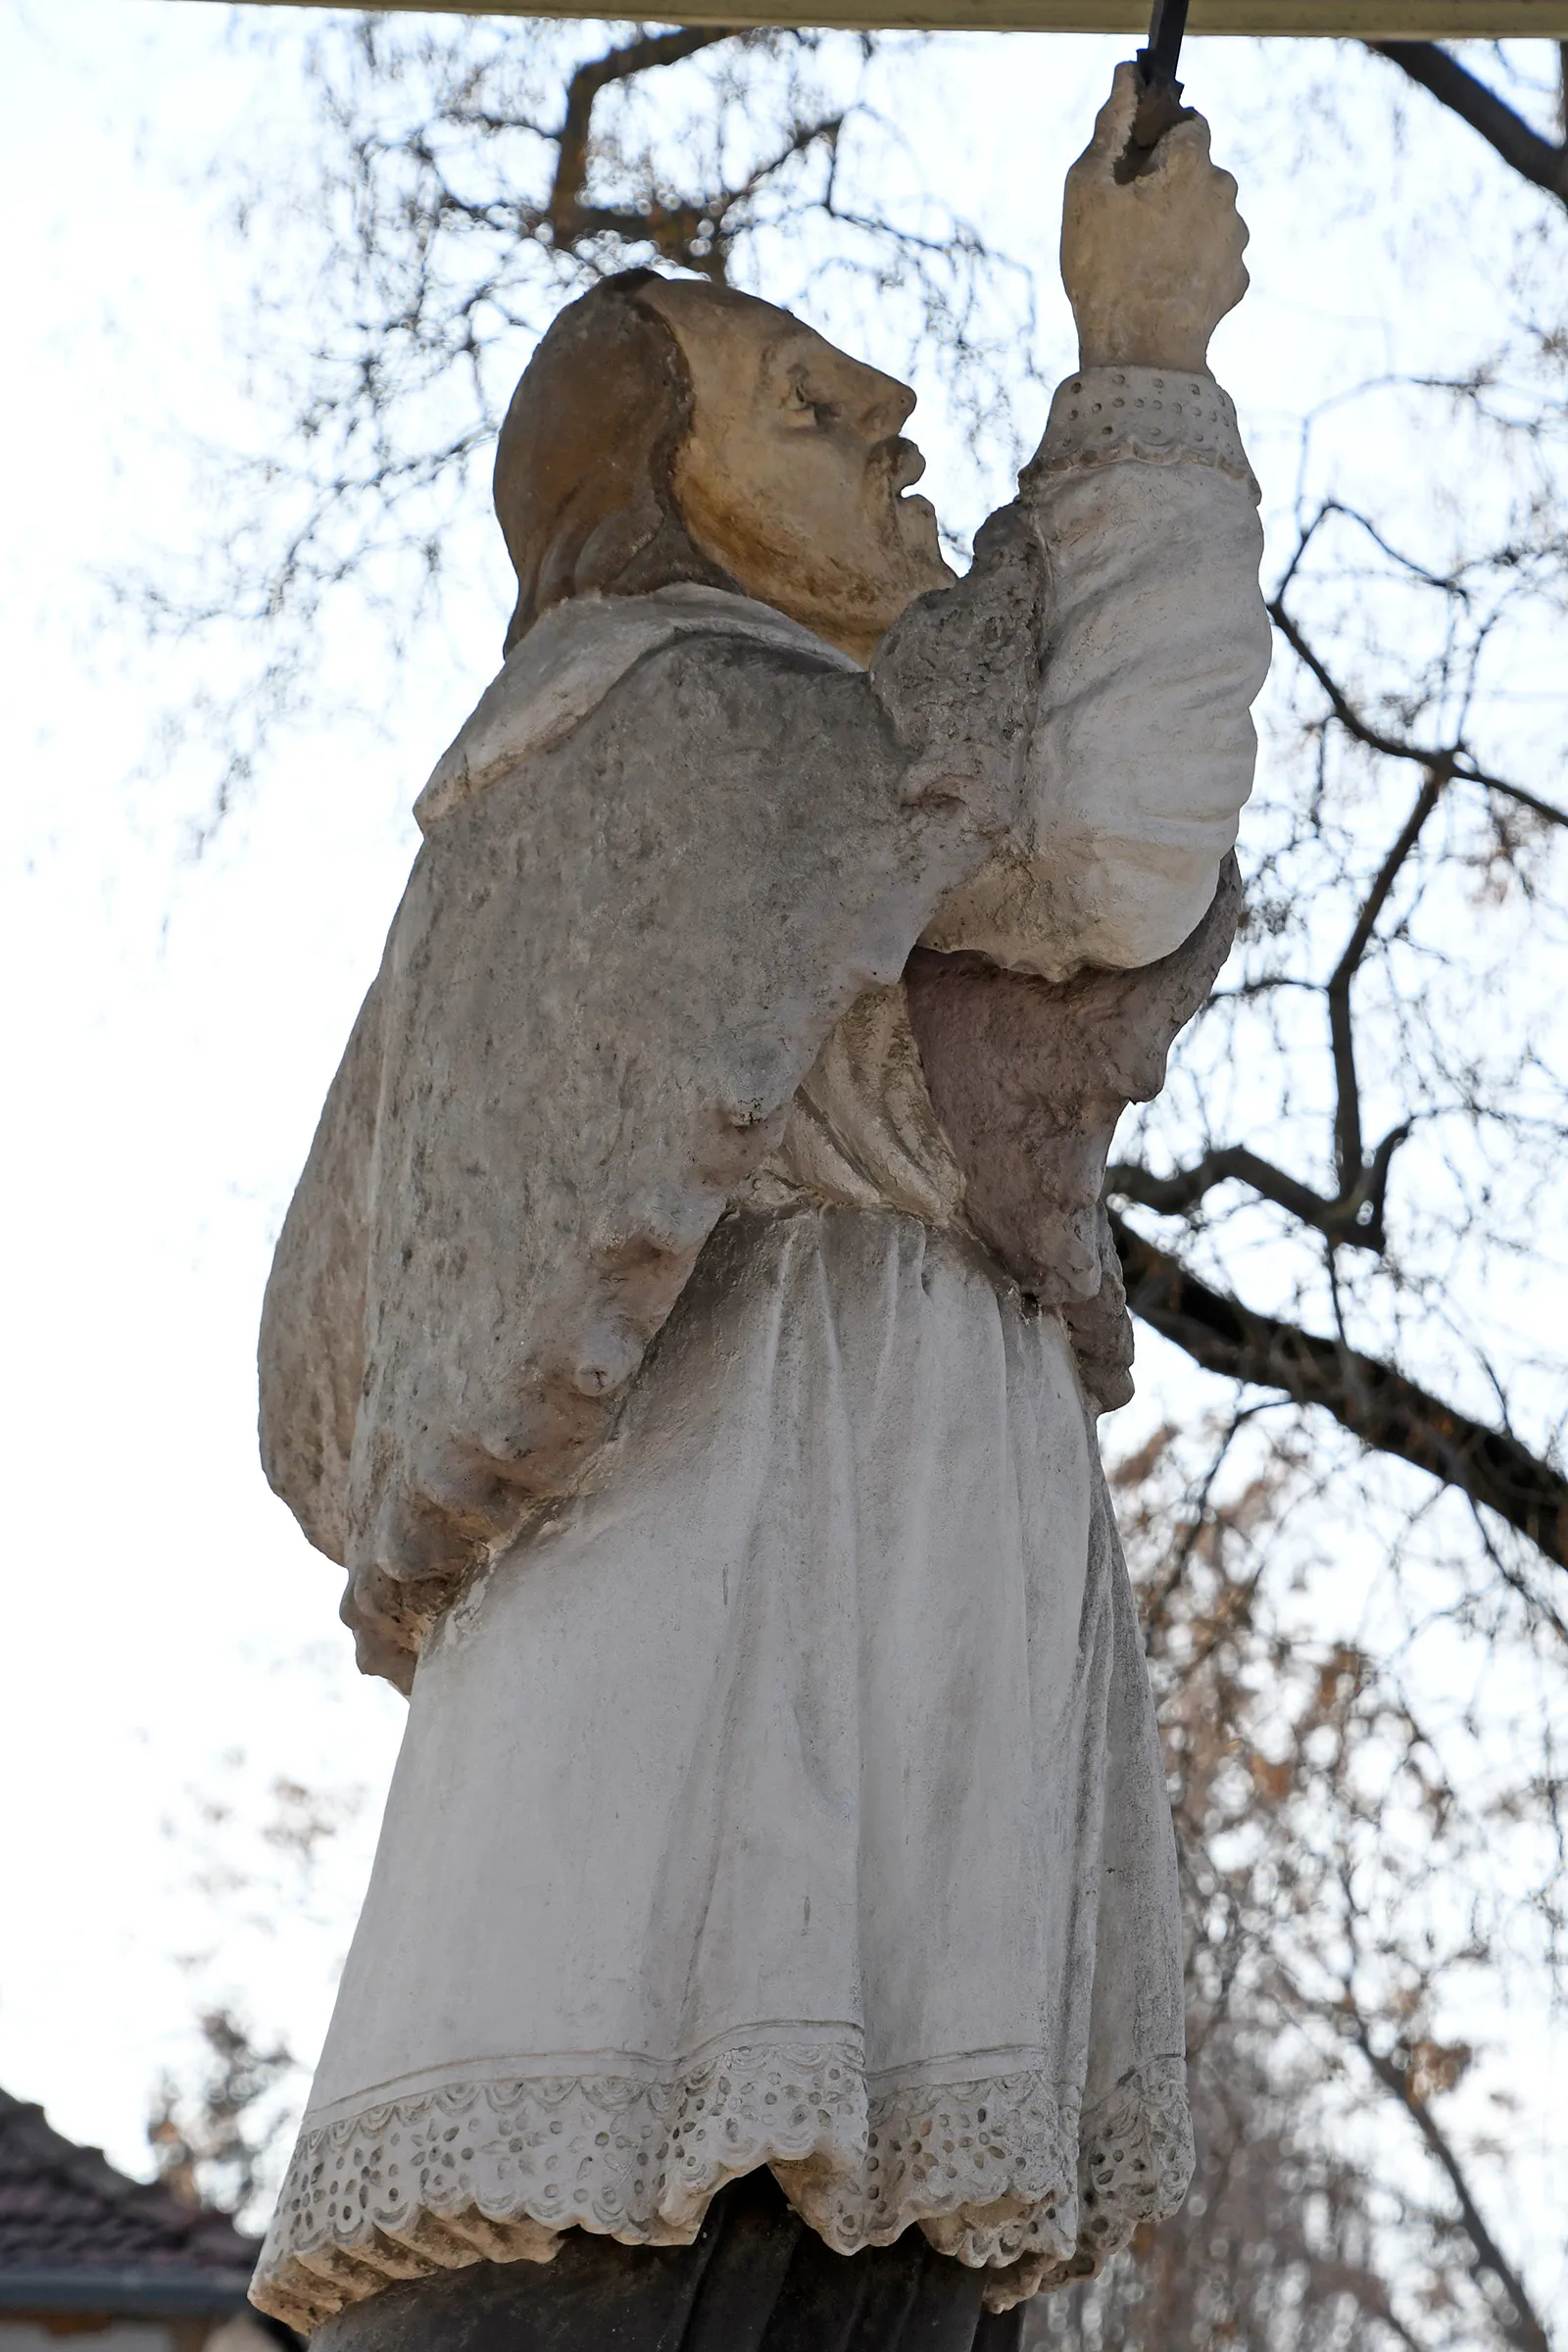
xmin=922 ymin=64 xmax=1272 ymax=982
xmin=905 ymin=67 xmax=1272 ymax=1406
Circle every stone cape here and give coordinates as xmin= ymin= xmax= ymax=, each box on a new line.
xmin=258 ymin=368 xmax=1267 ymax=1688
xmin=252 ymin=367 xmax=1271 ymax=2334
xmin=258 ymin=536 xmax=1047 ymax=1690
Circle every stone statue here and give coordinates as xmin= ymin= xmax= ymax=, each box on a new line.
xmin=250 ymin=64 xmax=1269 ymax=2350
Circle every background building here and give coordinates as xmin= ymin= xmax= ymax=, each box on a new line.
xmin=0 ymin=2091 xmax=292 ymax=2351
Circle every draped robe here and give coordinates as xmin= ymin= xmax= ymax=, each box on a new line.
xmin=252 ymin=366 xmax=1270 ymax=2331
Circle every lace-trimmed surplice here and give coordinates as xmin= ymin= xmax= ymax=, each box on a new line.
xmin=257 ymin=1101 xmax=1193 ymax=2328
xmin=251 ymin=365 xmax=1268 ymax=2333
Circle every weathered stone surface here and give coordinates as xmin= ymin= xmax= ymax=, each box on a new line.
xmin=646 ymin=275 xmax=955 ymax=666
xmin=261 ymin=534 xmax=1045 ymax=1685
xmin=261 ymin=139 xmax=1267 ymax=1688
xmin=1060 ymin=61 xmax=1250 ymax=376
xmin=906 ymin=855 xmax=1245 ymax=1409
xmin=254 ymin=83 xmax=1270 ymax=2344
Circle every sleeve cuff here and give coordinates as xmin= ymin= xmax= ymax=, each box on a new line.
xmin=1024 ymin=366 xmax=1258 ymax=499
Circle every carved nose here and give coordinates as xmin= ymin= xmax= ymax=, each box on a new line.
xmin=853 ymin=365 xmax=916 ymax=440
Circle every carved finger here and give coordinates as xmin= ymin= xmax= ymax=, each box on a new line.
xmin=1149 ymin=111 xmax=1216 ymax=180
xmin=1082 ymin=60 xmax=1145 ymax=170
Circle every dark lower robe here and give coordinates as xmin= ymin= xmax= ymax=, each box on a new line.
xmin=310 ymin=2169 xmax=1025 ymax=2352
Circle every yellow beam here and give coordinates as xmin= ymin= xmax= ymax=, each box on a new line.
xmin=205 ymin=2 xmax=1568 ymax=31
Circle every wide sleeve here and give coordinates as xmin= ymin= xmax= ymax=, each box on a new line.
xmin=904 ymin=368 xmax=1270 ymax=1409
xmin=921 ymin=365 xmax=1272 ymax=982
xmin=258 ymin=974 xmax=383 ymax=1568
xmin=906 ymin=856 xmax=1244 ymax=1412
xmin=263 ymin=549 xmax=1047 ymax=1687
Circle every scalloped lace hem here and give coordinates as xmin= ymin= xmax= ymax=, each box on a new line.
xmin=251 ymin=2042 xmax=1193 ymax=2330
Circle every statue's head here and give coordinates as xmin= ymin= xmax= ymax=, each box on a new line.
xmin=493 ymin=269 xmax=954 ymax=666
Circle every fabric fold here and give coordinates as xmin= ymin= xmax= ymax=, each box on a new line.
xmin=254 ymin=1210 xmax=1192 ymax=2331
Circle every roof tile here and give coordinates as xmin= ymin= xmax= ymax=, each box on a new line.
xmin=0 ymin=2086 xmax=262 ymax=2278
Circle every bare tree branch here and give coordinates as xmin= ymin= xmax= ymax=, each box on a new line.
xmin=548 ymin=24 xmax=737 ymax=241
xmin=1348 ymin=2015 xmax=1552 ymax=2352
xmin=1370 ymin=41 xmax=1568 ymax=205
xmin=1110 ymin=1212 xmax=1568 ymax=1571
xmin=540 ymin=25 xmax=847 ymax=278
xmin=1106 ymin=1141 xmax=1401 ymax=1251
xmin=1108 ymin=766 xmax=1442 ymax=1259
xmin=1327 ymin=775 xmax=1442 ymax=1195
xmin=1269 ymin=594 xmax=1568 ymax=832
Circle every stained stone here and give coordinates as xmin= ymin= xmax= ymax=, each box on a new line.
xmin=251 ymin=66 xmax=1269 ymax=2344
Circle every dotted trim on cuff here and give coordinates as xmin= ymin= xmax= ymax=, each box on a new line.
xmin=1026 ymin=368 xmax=1257 ymax=495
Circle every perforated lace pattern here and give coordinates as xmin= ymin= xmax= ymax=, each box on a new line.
xmin=1030 ymin=365 xmax=1256 ymax=491
xmin=250 ymin=2043 xmax=1193 ymax=2330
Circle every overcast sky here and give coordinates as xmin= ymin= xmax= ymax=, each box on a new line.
xmin=3 ymin=8 xmax=1563 ymax=2286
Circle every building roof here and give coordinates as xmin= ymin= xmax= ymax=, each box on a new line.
xmin=0 ymin=2085 xmax=280 ymax=2326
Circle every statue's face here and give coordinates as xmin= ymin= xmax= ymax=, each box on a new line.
xmin=642 ymin=281 xmax=956 ymax=665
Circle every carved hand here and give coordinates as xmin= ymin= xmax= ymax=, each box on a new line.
xmin=1060 ymin=60 xmax=1250 ymax=375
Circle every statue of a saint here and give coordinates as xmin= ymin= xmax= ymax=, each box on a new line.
xmin=251 ymin=66 xmax=1270 ymax=2350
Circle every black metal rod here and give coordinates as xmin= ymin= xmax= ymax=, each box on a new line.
xmin=1140 ymin=0 xmax=1190 ymax=88
xmin=1113 ymin=0 xmax=1192 ymax=175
